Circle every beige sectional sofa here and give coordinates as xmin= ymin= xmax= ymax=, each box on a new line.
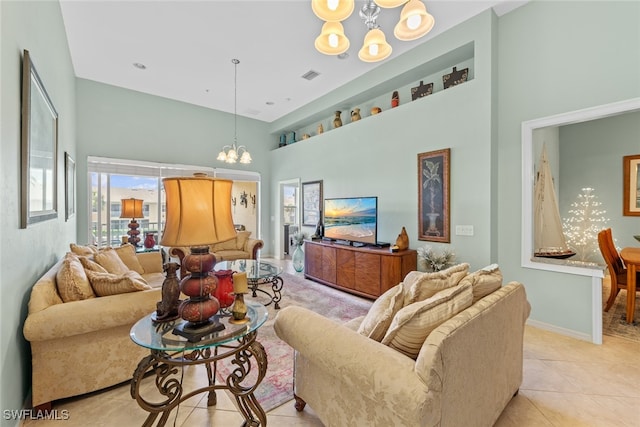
xmin=275 ymin=264 xmax=531 ymax=427
xmin=23 ymin=244 xmax=165 ymax=409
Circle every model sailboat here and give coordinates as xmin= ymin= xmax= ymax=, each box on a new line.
xmin=533 ymin=144 xmax=576 ymax=259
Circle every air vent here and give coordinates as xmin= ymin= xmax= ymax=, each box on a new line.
xmin=301 ymin=70 xmax=321 ymax=81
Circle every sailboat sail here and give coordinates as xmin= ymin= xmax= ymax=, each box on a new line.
xmin=533 ymin=145 xmax=575 ymax=259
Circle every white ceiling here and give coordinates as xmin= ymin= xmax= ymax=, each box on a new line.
xmin=59 ymin=0 xmax=526 ymax=123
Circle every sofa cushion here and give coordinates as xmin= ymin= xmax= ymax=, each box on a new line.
xmin=357 ymin=283 xmax=405 ymax=342
xmin=236 ymin=230 xmax=251 ymax=249
xmin=459 ymin=264 xmax=503 ymax=303
xmin=382 ymin=282 xmax=473 ymax=359
xmin=94 ymin=248 xmax=130 ymax=275
xmin=86 ymin=270 xmax=151 ymax=296
xmin=56 ymin=253 xmax=96 ymax=302
xmin=113 ymin=244 xmax=145 ymax=274
xmin=79 ymin=256 xmax=108 ymax=273
xmin=69 ymin=243 xmax=98 ymax=256
xmin=404 ymin=263 xmax=469 ymax=306
xmin=211 ymin=235 xmax=239 ymax=252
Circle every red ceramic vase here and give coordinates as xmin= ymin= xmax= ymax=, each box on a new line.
xmin=214 ymin=269 xmax=235 ymax=308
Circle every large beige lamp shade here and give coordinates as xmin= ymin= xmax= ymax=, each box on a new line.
xmin=160 ymin=176 xmax=236 ymax=247
xmin=160 ymin=175 xmax=236 ymax=342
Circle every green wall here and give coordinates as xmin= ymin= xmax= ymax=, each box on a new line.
xmin=0 ymin=1 xmax=77 ymax=424
xmin=75 ymin=79 xmax=273 ymax=249
xmin=559 ymin=111 xmax=640 ymax=253
xmin=497 ymin=1 xmax=640 ymax=338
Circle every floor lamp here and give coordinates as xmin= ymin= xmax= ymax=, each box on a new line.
xmin=159 ymin=174 xmax=237 ymax=342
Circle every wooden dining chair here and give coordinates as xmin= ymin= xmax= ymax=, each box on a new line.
xmin=598 ymin=228 xmax=640 ymax=311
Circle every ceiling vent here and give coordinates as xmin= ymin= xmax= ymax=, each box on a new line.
xmin=301 ymin=70 xmax=321 ymax=81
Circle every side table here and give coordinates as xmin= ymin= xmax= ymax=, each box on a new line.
xmin=130 ymin=302 xmax=269 ymax=426
xmin=215 ymin=260 xmax=284 ymax=309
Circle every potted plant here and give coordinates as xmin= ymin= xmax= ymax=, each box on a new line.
xmin=417 ymin=245 xmax=456 ymax=272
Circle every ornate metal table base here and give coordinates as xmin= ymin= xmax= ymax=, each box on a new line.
xmin=130 ymin=331 xmax=268 ymax=426
xmin=249 ymin=276 xmax=283 ymax=309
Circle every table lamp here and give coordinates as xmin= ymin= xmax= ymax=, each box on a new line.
xmin=160 ymin=174 xmax=237 ymax=342
xmin=120 ymin=198 xmax=144 ymax=247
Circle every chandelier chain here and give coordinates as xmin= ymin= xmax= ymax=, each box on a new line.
xmin=232 ymin=58 xmax=239 ymax=145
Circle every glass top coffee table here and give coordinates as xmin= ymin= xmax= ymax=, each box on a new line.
xmin=130 ymin=302 xmax=268 ymax=426
xmin=215 ymin=259 xmax=284 ymax=309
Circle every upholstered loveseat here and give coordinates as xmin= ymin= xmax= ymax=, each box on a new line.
xmin=23 ymin=244 xmax=165 ymax=409
xmin=275 ymin=264 xmax=531 ymax=427
xmin=169 ymin=230 xmax=263 ymax=276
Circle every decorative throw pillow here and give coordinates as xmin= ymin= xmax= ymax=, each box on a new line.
xmin=79 ymin=256 xmax=108 ymax=273
xmin=382 ymin=282 xmax=473 ymax=359
xmin=235 ymin=230 xmax=252 ymax=250
xmin=357 ymin=283 xmax=405 ymax=342
xmin=459 ymin=264 xmax=503 ymax=303
xmin=94 ymin=248 xmax=130 ymax=275
xmin=403 ymin=263 xmax=470 ymax=306
xmin=211 ymin=235 xmax=239 ymax=252
xmin=69 ymin=243 xmax=98 ymax=256
xmin=56 ymin=253 xmax=96 ymax=302
xmin=114 ymin=244 xmax=145 ymax=274
xmin=86 ymin=270 xmax=151 ymax=297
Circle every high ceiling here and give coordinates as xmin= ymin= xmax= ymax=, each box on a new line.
xmin=59 ymin=0 xmax=526 ymax=123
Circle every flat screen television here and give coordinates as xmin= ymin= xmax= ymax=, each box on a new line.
xmin=323 ymin=196 xmax=377 ymax=246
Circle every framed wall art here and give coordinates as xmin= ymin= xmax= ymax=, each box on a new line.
xmin=302 ymin=180 xmax=323 ymax=226
xmin=418 ymin=148 xmax=450 ymax=242
xmin=623 ymin=154 xmax=640 ymax=216
xmin=65 ymin=152 xmax=76 ymax=221
xmin=21 ymin=49 xmax=58 ymax=228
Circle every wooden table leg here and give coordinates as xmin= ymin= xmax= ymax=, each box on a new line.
xmin=627 ymin=263 xmax=637 ymax=324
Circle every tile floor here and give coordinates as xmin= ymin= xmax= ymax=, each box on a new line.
xmin=21 ymin=260 xmax=640 ymax=426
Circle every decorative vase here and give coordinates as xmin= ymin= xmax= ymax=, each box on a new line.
xmin=292 ymin=245 xmax=304 ymax=272
xmin=317 ymin=123 xmax=324 ymax=134
xmin=395 ymin=226 xmax=409 ymax=251
xmin=333 ymin=111 xmax=342 ymax=128
xmin=213 ymin=269 xmax=235 ymax=309
xmin=351 ymin=108 xmax=361 ymax=122
xmin=144 ymin=232 xmax=156 ymax=249
xmin=391 ymin=91 xmax=399 ymax=108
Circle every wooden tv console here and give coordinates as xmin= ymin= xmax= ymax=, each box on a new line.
xmin=304 ymin=240 xmax=417 ymax=299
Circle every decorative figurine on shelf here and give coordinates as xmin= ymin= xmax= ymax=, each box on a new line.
xmin=240 ymin=191 xmax=248 ymax=208
xmin=279 ymin=134 xmax=287 ymax=147
xmin=395 ymin=226 xmax=410 ymax=251
xmin=333 ymin=111 xmax=343 ymax=128
xmin=311 ymin=211 xmax=324 ymax=240
xmin=153 ymin=262 xmax=181 ymax=323
xmin=288 ymin=131 xmax=296 ymax=144
xmin=317 ymin=123 xmax=324 ymax=134
xmin=411 ymin=81 xmax=434 ymax=100
xmin=350 ymin=108 xmax=361 ymax=122
xmin=391 ymin=91 xmax=400 ymax=108
xmin=144 ymin=232 xmax=156 ymax=249
xmin=302 ymin=133 xmax=311 ymax=140
xmin=371 ymin=106 xmax=382 ymax=115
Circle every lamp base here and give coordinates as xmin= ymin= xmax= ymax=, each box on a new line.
xmin=173 ymin=318 xmax=225 ymax=342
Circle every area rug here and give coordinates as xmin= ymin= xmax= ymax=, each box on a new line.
xmin=601 ymin=276 xmax=640 ymax=342
xmin=215 ymin=272 xmax=372 ymax=412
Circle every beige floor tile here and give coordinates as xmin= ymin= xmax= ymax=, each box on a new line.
xmin=494 ymin=392 xmax=553 ymax=427
xmin=521 ymin=359 xmax=581 ymax=393
xmin=180 ymin=406 xmax=245 ymax=425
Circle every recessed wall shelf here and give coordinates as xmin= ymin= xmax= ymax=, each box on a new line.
xmin=273 ymin=41 xmax=475 ymax=147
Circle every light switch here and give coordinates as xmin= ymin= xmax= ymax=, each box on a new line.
xmin=455 ymin=225 xmax=474 ymax=236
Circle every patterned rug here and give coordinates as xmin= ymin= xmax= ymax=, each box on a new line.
xmin=601 ymin=275 xmax=640 ymax=342
xmin=215 ymin=272 xmax=372 ymax=412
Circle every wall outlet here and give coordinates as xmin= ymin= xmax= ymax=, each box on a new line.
xmin=455 ymin=225 xmax=474 ymax=236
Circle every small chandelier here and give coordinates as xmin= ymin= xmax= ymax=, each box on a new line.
xmin=217 ymin=59 xmax=252 ymax=164
xmin=312 ymin=0 xmax=435 ymax=62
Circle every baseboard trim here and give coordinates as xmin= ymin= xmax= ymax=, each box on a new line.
xmin=526 ymin=319 xmax=594 ymax=343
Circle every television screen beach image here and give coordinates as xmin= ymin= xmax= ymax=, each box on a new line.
xmin=323 ymin=197 xmax=377 ymax=245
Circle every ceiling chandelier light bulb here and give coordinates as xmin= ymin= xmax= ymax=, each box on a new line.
xmin=373 ymin=0 xmax=407 ymax=8
xmin=394 ymin=0 xmax=434 ymax=41
xmin=358 ymin=28 xmax=391 ymax=62
xmin=311 ymin=0 xmax=354 ymax=22
xmin=239 ymin=151 xmax=252 ymax=164
xmin=328 ymin=33 xmax=339 ymax=48
xmin=315 ymin=21 xmax=350 ymax=55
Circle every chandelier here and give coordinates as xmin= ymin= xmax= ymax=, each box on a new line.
xmin=312 ymin=0 xmax=435 ymax=62
xmin=217 ymin=59 xmax=252 ymax=164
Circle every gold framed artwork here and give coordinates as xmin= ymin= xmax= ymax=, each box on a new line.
xmin=21 ymin=49 xmax=58 ymax=228
xmin=418 ymin=149 xmax=450 ymax=242
xmin=623 ymin=154 xmax=640 ymax=216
